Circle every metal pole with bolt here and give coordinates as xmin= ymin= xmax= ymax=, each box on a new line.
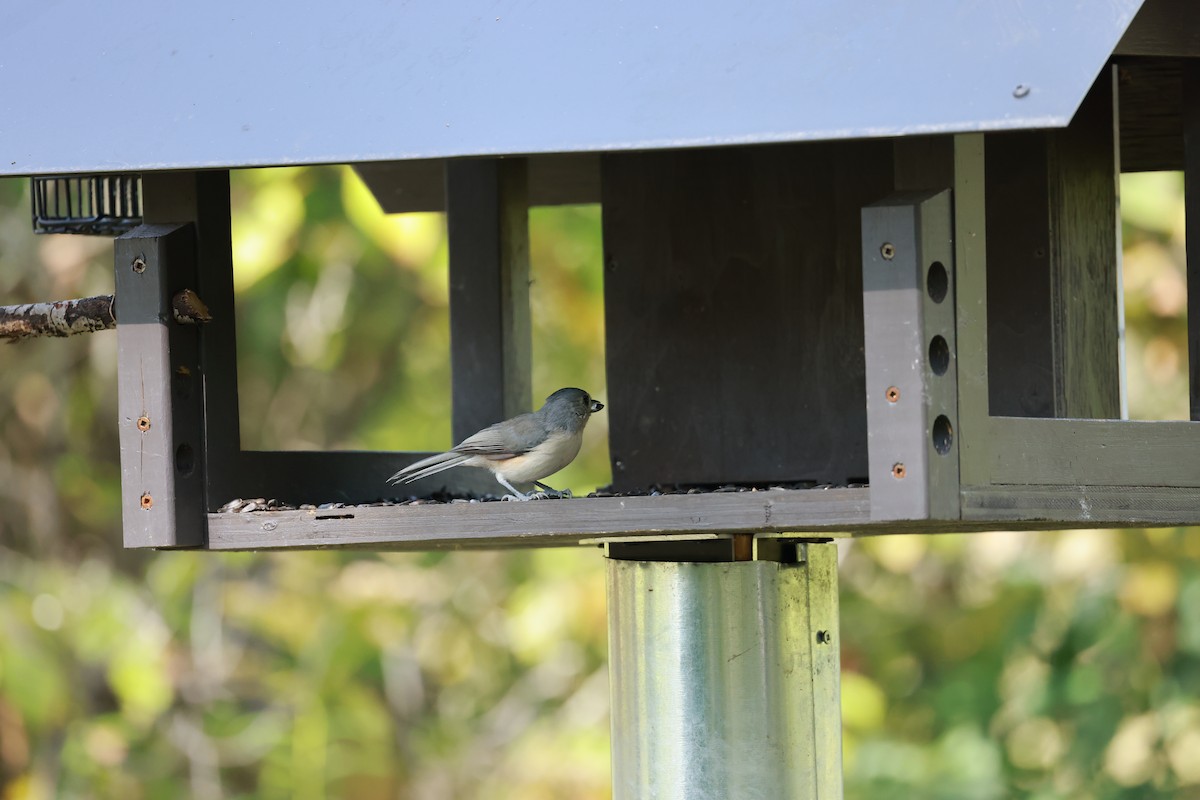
xmin=605 ymin=538 xmax=843 ymax=799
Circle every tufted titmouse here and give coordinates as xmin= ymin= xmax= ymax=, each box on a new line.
xmin=387 ymin=387 xmax=604 ymax=501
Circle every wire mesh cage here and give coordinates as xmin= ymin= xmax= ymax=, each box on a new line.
xmin=31 ymin=175 xmax=142 ymax=235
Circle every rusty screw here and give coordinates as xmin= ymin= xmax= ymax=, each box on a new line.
xmin=140 ymin=493 xmax=154 ymax=510
xmin=132 ymin=256 xmax=146 ymax=273
xmin=892 ymin=463 xmax=907 ymax=479
xmin=136 ymin=416 xmax=151 ymax=432
xmin=880 ymin=242 xmax=896 ymax=260
xmin=886 ymin=386 xmax=901 ymax=403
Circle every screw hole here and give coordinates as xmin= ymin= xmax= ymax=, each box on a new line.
xmin=886 ymin=386 xmax=901 ymax=403
xmin=132 ymin=256 xmax=146 ymax=273
xmin=933 ymin=416 xmax=954 ymax=455
xmin=929 ymin=335 xmax=950 ymax=376
xmin=136 ymin=416 xmax=151 ymax=432
xmin=880 ymin=242 xmax=896 ymax=260
xmin=892 ymin=463 xmax=907 ymax=479
xmin=927 ymin=261 xmax=948 ymax=303
xmin=140 ymin=493 xmax=154 ymax=510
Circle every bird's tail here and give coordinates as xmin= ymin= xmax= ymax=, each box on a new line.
xmin=386 ymin=452 xmax=471 ymax=485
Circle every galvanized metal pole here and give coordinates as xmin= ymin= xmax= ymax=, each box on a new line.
xmin=606 ymin=540 xmax=843 ymax=799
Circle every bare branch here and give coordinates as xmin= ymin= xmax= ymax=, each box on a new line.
xmin=0 ymin=295 xmax=115 ymax=342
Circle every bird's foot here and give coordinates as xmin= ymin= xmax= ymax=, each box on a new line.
xmin=501 ymin=492 xmax=531 ymax=502
xmin=532 ymin=482 xmax=572 ymax=500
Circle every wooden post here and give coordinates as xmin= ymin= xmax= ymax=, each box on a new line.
xmin=1184 ymin=61 xmax=1200 ymax=421
xmin=114 ymin=224 xmax=206 ymax=547
xmin=140 ymin=172 xmax=242 ymax=511
xmin=446 ymin=159 xmax=532 ymax=442
xmin=861 ymin=191 xmax=960 ymax=521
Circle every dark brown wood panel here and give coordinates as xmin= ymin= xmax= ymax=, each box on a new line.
xmin=1185 ymin=61 xmax=1200 ymax=420
xmin=601 ymin=143 xmax=892 ymax=490
xmin=984 ymin=72 xmax=1121 ymax=419
xmin=1118 ymin=58 xmax=1183 ymax=173
xmin=985 ymin=131 xmax=1056 ymax=417
xmin=1048 ymin=70 xmax=1122 ymax=419
xmin=446 ymin=158 xmax=533 ymax=442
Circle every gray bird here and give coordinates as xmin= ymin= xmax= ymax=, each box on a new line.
xmin=387 ymin=387 xmax=604 ymax=501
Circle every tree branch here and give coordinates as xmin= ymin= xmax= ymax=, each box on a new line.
xmin=0 ymin=295 xmax=115 ymax=342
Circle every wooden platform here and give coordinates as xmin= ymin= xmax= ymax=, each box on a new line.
xmin=202 ymin=483 xmax=1200 ymax=551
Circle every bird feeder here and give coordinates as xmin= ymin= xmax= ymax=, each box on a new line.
xmin=4 ymin=0 xmax=1199 ymax=794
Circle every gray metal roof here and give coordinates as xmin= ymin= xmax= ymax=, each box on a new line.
xmin=2 ymin=0 xmax=1143 ymax=176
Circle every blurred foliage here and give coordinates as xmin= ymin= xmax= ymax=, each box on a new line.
xmin=0 ymin=164 xmax=1193 ymax=799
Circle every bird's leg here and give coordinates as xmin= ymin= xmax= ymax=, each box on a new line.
xmin=534 ymin=481 xmax=572 ymax=499
xmin=495 ymin=474 xmax=531 ymax=502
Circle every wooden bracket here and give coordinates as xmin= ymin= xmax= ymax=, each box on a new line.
xmin=861 ymin=191 xmax=960 ymax=522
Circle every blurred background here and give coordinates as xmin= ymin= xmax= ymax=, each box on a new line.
xmin=0 ymin=165 xmax=1193 ymax=799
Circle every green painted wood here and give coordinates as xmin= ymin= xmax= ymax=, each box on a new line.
xmin=952 ymin=135 xmax=991 ymax=488
xmin=1047 ymin=69 xmax=1122 ymax=420
xmin=962 ymin=483 xmax=1200 ymax=525
xmin=982 ymin=417 xmax=1200 ymax=487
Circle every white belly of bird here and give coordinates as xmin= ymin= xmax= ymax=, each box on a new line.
xmin=473 ymin=430 xmax=582 ymax=484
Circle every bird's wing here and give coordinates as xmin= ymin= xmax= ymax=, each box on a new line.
xmin=452 ymin=413 xmax=548 ymax=459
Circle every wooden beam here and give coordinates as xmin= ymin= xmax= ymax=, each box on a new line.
xmin=1115 ymin=0 xmax=1200 ymax=57
xmin=1046 ymin=68 xmax=1122 ymax=419
xmin=141 ymin=172 xmax=241 ymax=513
xmin=952 ymin=134 xmax=991 ymax=487
xmin=446 ymin=158 xmax=533 ymax=442
xmin=1185 ymin=60 xmax=1200 ymax=420
xmin=114 ymin=224 xmax=206 ymax=547
xmin=981 ymin=416 xmax=1200 ymax=487
xmin=861 ymin=191 xmax=960 ymax=521
xmin=207 ymin=488 xmax=871 ymax=550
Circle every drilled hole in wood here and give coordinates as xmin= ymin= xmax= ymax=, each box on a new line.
xmin=933 ymin=415 xmax=954 ymax=455
xmin=927 ymin=261 xmax=948 ymax=303
xmin=880 ymin=242 xmax=896 ymax=260
xmin=929 ymin=335 xmax=950 ymax=376
xmin=886 ymin=386 xmax=900 ymax=403
xmin=140 ymin=493 xmax=154 ymax=510
xmin=891 ymin=463 xmax=906 ymax=479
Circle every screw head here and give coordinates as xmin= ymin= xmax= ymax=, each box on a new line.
xmin=891 ymin=463 xmax=907 ymax=479
xmin=880 ymin=243 xmax=896 ymax=260
xmin=132 ymin=256 xmax=146 ymax=273
xmin=886 ymin=386 xmax=901 ymax=403
xmin=816 ymin=630 xmax=832 ymax=644
xmin=1013 ymin=84 xmax=1031 ymax=99
xmin=136 ymin=416 xmax=151 ymax=432
xmin=140 ymin=493 xmax=154 ymax=510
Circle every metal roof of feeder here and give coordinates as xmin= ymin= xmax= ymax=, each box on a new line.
xmin=2 ymin=0 xmax=1145 ymax=177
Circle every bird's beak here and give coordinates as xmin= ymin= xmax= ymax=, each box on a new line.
xmin=590 ymin=400 xmax=604 ymax=413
